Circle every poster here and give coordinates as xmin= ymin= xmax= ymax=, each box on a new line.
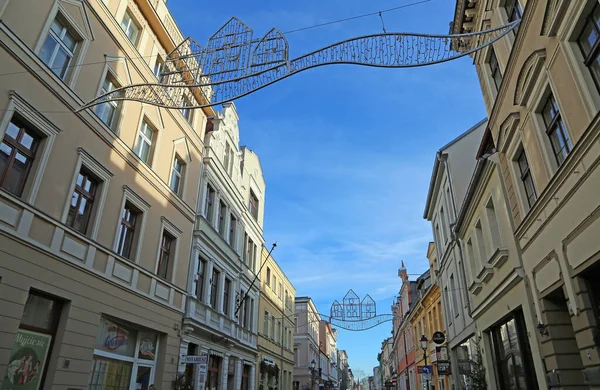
xmin=1 ymin=330 xmax=52 ymax=390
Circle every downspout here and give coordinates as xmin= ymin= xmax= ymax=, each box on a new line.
xmin=437 ymin=152 xmax=473 ymax=316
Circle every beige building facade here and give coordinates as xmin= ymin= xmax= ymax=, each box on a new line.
xmin=0 ymin=0 xmax=214 ymax=388
xmin=256 ymin=247 xmax=296 ymax=390
xmin=453 ymin=0 xmax=600 ymax=387
xmin=293 ymin=297 xmax=321 ymax=390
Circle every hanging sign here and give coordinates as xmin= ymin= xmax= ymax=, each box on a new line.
xmin=1 ymin=330 xmax=52 ymax=390
xmin=437 ymin=361 xmax=451 ymax=375
xmin=432 ymin=331 xmax=446 ymax=345
xmin=436 ymin=346 xmax=449 ymax=362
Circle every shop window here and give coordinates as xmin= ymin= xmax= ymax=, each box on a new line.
xmin=5 ymin=292 xmax=62 ymax=389
xmin=89 ymin=316 xmax=158 ymax=390
xmin=490 ymin=313 xmax=538 ymax=390
xmin=241 ymin=364 xmax=250 ymax=390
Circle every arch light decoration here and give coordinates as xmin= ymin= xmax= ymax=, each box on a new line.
xmin=78 ymin=17 xmax=520 ymax=111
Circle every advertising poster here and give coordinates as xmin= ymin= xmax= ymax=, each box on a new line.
xmin=1 ymin=330 xmax=52 ymax=390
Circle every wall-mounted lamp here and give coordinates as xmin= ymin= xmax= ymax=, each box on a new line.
xmin=537 ymin=323 xmax=549 ymax=336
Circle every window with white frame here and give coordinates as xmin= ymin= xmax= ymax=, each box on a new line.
xmin=134 ymin=120 xmax=155 ymax=165
xmin=96 ymin=73 xmax=121 ymax=130
xmin=204 ymin=184 xmax=216 ymax=222
xmin=40 ymin=15 xmax=78 ymax=80
xmin=578 ymin=4 xmax=600 ymax=92
xmin=541 ymin=94 xmax=572 ymax=166
xmin=210 ymin=268 xmax=220 ymax=309
xmin=228 ymin=214 xmax=237 ymax=246
xmin=0 ymin=117 xmax=42 ymax=197
xmin=516 ymin=147 xmax=537 ymax=208
xmin=249 ymin=190 xmax=259 ymax=220
xmin=489 ymin=47 xmax=503 ymax=91
xmin=120 ymin=10 xmax=141 ymax=46
xmin=89 ymin=316 xmax=158 ymax=390
xmin=475 ymin=220 xmax=488 ymax=261
xmin=170 ymin=156 xmax=185 ymax=195
xmin=156 ymin=230 xmax=175 ymax=280
xmin=195 ymin=257 xmax=206 ymax=300
xmin=485 ymin=197 xmax=502 ymax=250
xmin=153 ymin=55 xmax=164 ymax=79
xmin=218 ymin=200 xmax=227 ymax=236
xmin=182 ymin=96 xmax=193 ymax=124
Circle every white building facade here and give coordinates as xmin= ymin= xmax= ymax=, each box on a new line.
xmin=423 ymin=119 xmax=486 ymax=390
xmin=179 ymin=102 xmax=267 ymax=390
xmin=293 ymin=297 xmax=322 ymax=390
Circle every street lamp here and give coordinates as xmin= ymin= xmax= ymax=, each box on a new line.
xmin=419 ymin=335 xmax=429 ymax=390
xmin=310 ymin=360 xmax=317 ymax=390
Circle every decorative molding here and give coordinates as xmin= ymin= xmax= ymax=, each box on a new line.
xmin=59 ymin=0 xmax=95 ymax=40
xmin=477 ymin=265 xmax=494 ymax=283
xmin=469 ymin=280 xmax=483 ymax=295
xmin=514 ymin=49 xmax=547 ymax=106
xmin=541 ymin=0 xmax=569 ymax=37
xmin=496 ymin=112 xmax=521 ymax=152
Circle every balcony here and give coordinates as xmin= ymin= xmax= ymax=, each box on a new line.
xmin=186 ymin=298 xmax=256 ymax=349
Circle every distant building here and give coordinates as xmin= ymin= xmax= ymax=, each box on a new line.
xmin=294 ymin=297 xmax=321 ymax=390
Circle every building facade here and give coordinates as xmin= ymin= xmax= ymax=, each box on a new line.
xmin=0 ymin=0 xmax=212 ymax=388
xmin=179 ymin=102 xmax=265 ymax=390
xmin=423 ymin=119 xmax=486 ymax=390
xmin=452 ymin=0 xmax=600 ymax=387
xmin=293 ymin=297 xmax=321 ymax=390
xmin=339 ymin=350 xmax=350 ymax=390
xmin=452 ymin=127 xmax=544 ymax=389
xmin=257 ymin=247 xmax=296 ymax=390
xmin=392 ymin=263 xmax=417 ymax=390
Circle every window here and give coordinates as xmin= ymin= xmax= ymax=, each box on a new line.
xmin=182 ymin=97 xmax=193 ymax=124
xmin=210 ymin=268 xmax=220 ymax=309
xmin=11 ymin=292 xmax=62 ymax=390
xmin=279 ymin=282 xmax=283 ymax=300
xmin=170 ymin=156 xmax=185 ymax=195
xmin=242 ymin=298 xmax=253 ymax=330
xmin=264 ymin=311 xmax=269 ymax=334
xmin=277 ymin=320 xmax=281 ymax=343
xmin=96 ymin=74 xmax=120 ymax=129
xmin=224 ymin=143 xmax=233 ymax=176
xmin=157 ymin=231 xmax=175 ymax=280
xmin=195 ymin=258 xmax=206 ymax=299
xmin=271 ymin=315 xmax=275 ymax=339
xmin=229 ymin=214 xmax=237 ymax=246
xmin=120 ymin=10 xmax=140 ymax=45
xmin=466 ymin=238 xmax=477 ymax=280
xmin=204 ymin=184 xmax=216 ymax=221
xmin=440 ymin=207 xmax=447 ymax=243
xmin=241 ymin=365 xmax=250 ymax=390
xmin=273 ymin=276 xmax=277 ymax=293
xmin=223 ymin=278 xmax=231 ymax=315
xmin=153 ymin=56 xmax=164 ymax=79
xmin=206 ymin=355 xmax=221 ymax=390
xmin=475 ymin=220 xmax=488 ymax=260
xmin=541 ymin=94 xmax=572 ymax=166
xmin=90 ymin=317 xmax=159 ymax=390
xmin=40 ymin=16 xmax=78 ymax=79
xmin=505 ymin=0 xmax=523 ymax=24
xmin=489 ymin=48 xmax=502 ymax=91
xmin=116 ymin=201 xmax=140 ymax=259
xmin=0 ymin=118 xmax=40 ymax=197
xmin=249 ymin=190 xmax=259 ymax=219
xmin=134 ymin=121 xmax=154 ymax=164
xmin=578 ymin=4 xmax=600 ymax=91
xmin=490 ymin=313 xmax=538 ymax=390
xmin=67 ymin=168 xmax=98 ymax=234
xmin=218 ymin=201 xmax=227 ymax=236
xmin=485 ymin=198 xmax=502 ymax=250
xmin=450 ymin=275 xmax=458 ymax=317
xmin=517 ymin=148 xmax=537 ymax=208
xmin=266 ymin=267 xmax=271 ymax=287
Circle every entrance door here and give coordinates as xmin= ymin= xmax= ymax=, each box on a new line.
xmin=133 ymin=364 xmax=154 ymax=390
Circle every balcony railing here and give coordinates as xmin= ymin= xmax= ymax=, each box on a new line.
xmin=186 ymin=298 xmax=256 ymax=349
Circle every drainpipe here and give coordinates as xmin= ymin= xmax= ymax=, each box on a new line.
xmin=436 ymin=152 xmax=473 ymax=317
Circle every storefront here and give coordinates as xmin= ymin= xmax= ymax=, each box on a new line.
xmin=89 ymin=316 xmax=159 ymax=390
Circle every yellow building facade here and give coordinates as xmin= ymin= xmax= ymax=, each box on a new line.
xmin=411 ymin=243 xmax=450 ymax=390
xmin=257 ymin=246 xmax=296 ymax=390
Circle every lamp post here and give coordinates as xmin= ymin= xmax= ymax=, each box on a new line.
xmin=310 ymin=360 xmax=317 ymax=390
xmin=419 ymin=335 xmax=429 ymax=390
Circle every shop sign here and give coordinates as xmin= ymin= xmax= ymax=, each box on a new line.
xmin=437 ymin=362 xmax=451 ymax=376
xmin=262 ymin=357 xmax=275 ymax=366
xmin=1 ymin=329 xmax=52 ymax=390
xmin=432 ymin=331 xmax=445 ymax=345
xmin=185 ymin=355 xmax=208 ymax=366
xmin=436 ymin=346 xmax=449 ymax=362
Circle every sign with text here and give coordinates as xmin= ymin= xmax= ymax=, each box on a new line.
xmin=1 ymin=330 xmax=52 ymax=390
xmin=185 ymin=355 xmax=209 ymax=365
xmin=437 ymin=361 xmax=451 ymax=376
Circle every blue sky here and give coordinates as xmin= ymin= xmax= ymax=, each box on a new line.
xmin=169 ymin=0 xmax=486 ymax=375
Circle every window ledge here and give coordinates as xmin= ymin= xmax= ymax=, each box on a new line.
xmin=469 ymin=280 xmax=483 ymax=295
xmin=477 ymin=265 xmax=494 ymax=283
xmin=489 ymin=247 xmax=509 ymax=269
